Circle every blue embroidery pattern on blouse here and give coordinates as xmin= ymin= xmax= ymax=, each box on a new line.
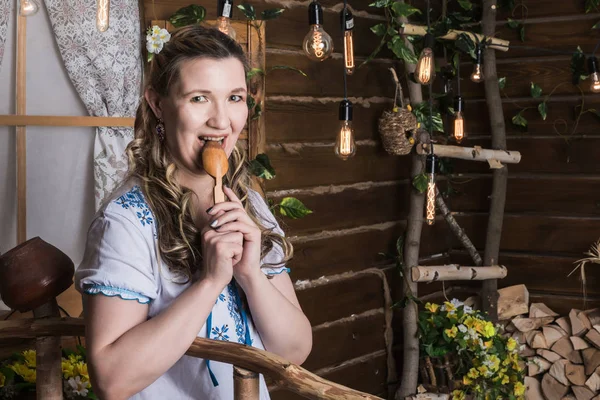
xmin=211 ymin=325 xmax=230 ymax=341
xmin=114 ymin=186 xmax=154 ymax=228
xmin=227 ymin=284 xmax=246 ymax=344
xmin=215 ymin=293 xmax=226 ymax=304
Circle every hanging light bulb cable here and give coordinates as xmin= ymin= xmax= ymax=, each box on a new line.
xmin=334 ymin=0 xmax=356 ymax=160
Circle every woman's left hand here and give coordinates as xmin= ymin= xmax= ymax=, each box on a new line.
xmin=207 ymin=186 xmax=262 ymax=285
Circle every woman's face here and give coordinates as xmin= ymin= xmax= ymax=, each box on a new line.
xmin=154 ymin=57 xmax=248 ymax=175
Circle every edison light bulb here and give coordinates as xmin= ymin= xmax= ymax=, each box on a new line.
xmin=20 ymin=0 xmax=40 ymax=16
xmin=453 ymin=96 xmax=466 ymax=143
xmin=217 ymin=0 xmax=236 ymax=40
xmin=415 ymin=34 xmax=436 ymax=85
xmin=470 ymin=44 xmax=484 ymax=83
xmin=303 ymin=1 xmax=333 ymax=61
xmin=96 ymin=0 xmax=109 ymax=32
xmin=425 ymin=154 xmax=438 ymax=225
xmin=341 ymin=9 xmax=355 ymax=75
xmin=588 ymin=57 xmax=600 ymax=93
xmin=335 ymin=100 xmax=356 ymax=160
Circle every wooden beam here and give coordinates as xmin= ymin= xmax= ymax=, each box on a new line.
xmin=417 ymin=143 xmax=521 ymax=164
xmin=399 ymin=24 xmax=510 ymax=52
xmin=16 ymin=13 xmax=26 ymax=245
xmin=411 ymin=264 xmax=507 ymax=282
xmin=0 ymin=115 xmax=135 ymax=127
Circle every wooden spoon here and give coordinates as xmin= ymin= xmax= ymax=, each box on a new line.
xmin=201 ymin=141 xmax=229 ymax=204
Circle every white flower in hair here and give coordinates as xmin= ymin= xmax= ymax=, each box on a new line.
xmin=146 ymin=25 xmax=171 ymax=61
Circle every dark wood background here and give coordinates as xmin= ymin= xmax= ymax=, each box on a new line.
xmin=144 ymin=1 xmax=600 ymax=398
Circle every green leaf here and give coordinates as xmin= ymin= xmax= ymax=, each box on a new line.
xmin=237 ymin=4 xmax=256 ymax=20
xmin=279 ymin=197 xmax=313 ymax=219
xmin=246 ymin=68 xmax=265 ymax=79
xmin=530 ymin=82 xmax=543 ymax=98
xmin=593 ymin=20 xmax=600 ymax=29
xmin=571 ymin=46 xmax=588 ymax=85
xmin=412 ymin=102 xmax=443 ymax=133
xmin=396 ymin=235 xmax=405 ymax=262
xmin=519 ymin=25 xmax=526 ymax=42
xmin=451 ymin=52 xmax=460 ymax=73
xmin=369 ymin=0 xmax=391 ymax=8
xmin=88 ymin=392 xmax=99 ymax=400
xmin=261 ymin=8 xmax=284 ymax=20
xmin=412 ymin=173 xmax=429 ymax=193
xmin=511 ymin=110 xmax=528 ymax=129
xmin=246 ymin=95 xmax=256 ymax=110
xmin=370 ymin=23 xmax=387 ymax=36
xmin=455 ymin=33 xmax=477 ymax=60
xmin=498 ymin=76 xmax=506 ymax=89
xmin=268 ymin=65 xmax=308 ymax=77
xmin=430 ymin=17 xmax=452 ymax=38
xmin=506 ymin=18 xmax=520 ymax=29
xmin=249 ymin=153 xmax=276 ymax=179
xmin=586 ymin=0 xmax=600 ymax=13
xmin=388 ymin=36 xmax=418 ymax=64
xmin=538 ymin=102 xmax=548 ymax=120
xmin=168 ymin=4 xmax=206 ymax=27
xmin=391 ymin=2 xmax=422 ymax=17
xmin=457 ymin=0 xmax=473 ymax=10
xmin=588 ymin=108 xmax=600 ymax=120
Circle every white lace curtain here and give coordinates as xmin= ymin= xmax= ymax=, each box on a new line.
xmin=45 ymin=0 xmax=142 ymax=209
xmin=0 ymin=0 xmax=10 ymax=69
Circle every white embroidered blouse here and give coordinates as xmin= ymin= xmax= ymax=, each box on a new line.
xmin=75 ymin=179 xmax=289 ymax=399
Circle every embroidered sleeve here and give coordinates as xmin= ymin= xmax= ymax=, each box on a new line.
xmin=75 ymin=208 xmax=158 ymax=303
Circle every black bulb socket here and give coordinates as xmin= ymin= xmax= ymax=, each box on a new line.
xmin=454 ymin=96 xmax=464 ymax=113
xmin=474 ymin=44 xmax=483 ymax=64
xmin=339 ymin=99 xmax=353 ymax=121
xmin=588 ymin=56 xmax=599 ymax=74
xmin=426 ymin=153 xmax=438 ymax=174
xmin=423 ymin=33 xmax=435 ymax=50
xmin=340 ymin=8 xmax=354 ymax=31
xmin=218 ymin=0 xmax=234 ymax=18
xmin=308 ymin=1 xmax=323 ymax=25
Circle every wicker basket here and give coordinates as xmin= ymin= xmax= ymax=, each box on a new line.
xmin=378 ymin=68 xmax=418 ymax=156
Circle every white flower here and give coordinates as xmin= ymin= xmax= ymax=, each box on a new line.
xmin=450 ymin=298 xmax=463 ymax=308
xmin=147 ymin=40 xmax=164 ymax=54
xmin=158 ymin=28 xmax=171 ymax=42
xmin=458 ymin=324 xmax=467 ymax=333
xmin=67 ymin=376 xmax=90 ymax=397
xmin=467 ymin=328 xmax=478 ymax=340
xmin=152 ymin=25 xmax=161 ymax=35
xmin=463 ymin=305 xmax=473 ymax=314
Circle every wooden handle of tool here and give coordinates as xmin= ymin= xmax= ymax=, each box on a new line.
xmin=214 ymin=163 xmax=225 ymax=204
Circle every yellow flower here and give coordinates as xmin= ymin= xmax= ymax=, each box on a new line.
xmin=507 ymin=337 xmax=517 ymax=352
xmin=0 ymin=371 xmax=5 ymax=388
xmin=462 ymin=375 xmax=472 ymax=385
xmin=452 ymin=390 xmax=466 ymax=400
xmin=23 ymin=349 xmax=36 ymax=368
xmin=393 ymin=107 xmax=399 ymax=113
xmin=425 ymin=302 xmax=439 ymax=313
xmin=501 ymin=375 xmax=510 ymax=384
xmin=74 ymin=362 xmax=89 ymax=381
xmin=488 ymin=355 xmax=501 ymax=371
xmin=483 ymin=321 xmax=496 ymax=338
xmin=62 ymin=360 xmax=76 ymax=379
xmin=445 ymin=326 xmax=458 ymax=338
xmin=68 ymin=353 xmax=82 ymax=363
xmin=467 ymin=368 xmax=479 ymax=379
xmin=444 ymin=301 xmax=456 ymax=312
xmin=407 ymin=104 xmax=412 ymax=112
xmin=514 ymin=381 xmax=525 ymax=396
xmin=484 ymin=340 xmax=493 ymax=349
xmin=477 ymin=365 xmax=489 ymax=377
xmin=464 ymin=316 xmax=475 ymax=329
xmin=10 ymin=362 xmax=36 ymax=383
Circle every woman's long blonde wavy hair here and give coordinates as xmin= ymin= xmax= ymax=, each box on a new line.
xmin=127 ymin=25 xmax=293 ymax=281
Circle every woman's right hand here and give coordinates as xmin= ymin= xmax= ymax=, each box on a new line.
xmin=200 ymin=225 xmax=242 ymax=289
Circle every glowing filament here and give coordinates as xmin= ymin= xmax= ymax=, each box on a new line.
xmin=453 ymin=112 xmax=465 ymax=143
xmin=344 ymin=31 xmax=355 ymax=75
xmin=217 ymin=16 xmax=237 ymax=40
xmin=471 ymin=64 xmax=483 ymax=83
xmin=426 ymin=181 xmax=436 ymax=225
xmin=415 ymin=48 xmax=435 ymax=85
xmin=335 ymin=121 xmax=356 ymax=160
xmin=591 ymin=72 xmax=600 ymax=93
xmin=96 ymin=0 xmax=109 ymax=32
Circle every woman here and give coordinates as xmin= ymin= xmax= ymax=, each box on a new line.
xmin=75 ymin=25 xmax=312 ymax=400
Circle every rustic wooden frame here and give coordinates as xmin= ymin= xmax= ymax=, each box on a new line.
xmin=2 ymin=17 xmax=265 ymax=246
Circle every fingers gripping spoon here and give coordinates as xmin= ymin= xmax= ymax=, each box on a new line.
xmin=202 ymin=141 xmax=229 ymax=204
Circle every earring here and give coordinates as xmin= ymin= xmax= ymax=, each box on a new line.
xmin=156 ymin=118 xmax=165 ymax=142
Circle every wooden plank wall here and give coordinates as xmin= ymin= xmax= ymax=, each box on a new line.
xmin=143 ymin=0 xmax=409 ymax=397
xmin=437 ymin=1 xmax=600 ymax=316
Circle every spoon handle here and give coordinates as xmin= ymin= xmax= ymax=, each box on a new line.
xmin=214 ymin=163 xmax=225 ymax=203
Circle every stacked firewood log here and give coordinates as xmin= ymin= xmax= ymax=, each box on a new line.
xmin=499 ymin=286 xmax=600 ymax=400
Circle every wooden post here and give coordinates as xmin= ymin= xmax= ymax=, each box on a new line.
xmin=417 ymin=143 xmax=521 ymax=164
xmin=32 ymin=300 xmax=63 ymax=400
xmin=480 ymin=0 xmax=506 ymax=322
xmin=233 ymin=365 xmax=260 ymax=400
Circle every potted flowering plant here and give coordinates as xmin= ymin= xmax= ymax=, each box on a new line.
xmin=0 ymin=346 xmax=95 ymax=399
xmin=418 ymin=299 xmax=525 ymax=400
